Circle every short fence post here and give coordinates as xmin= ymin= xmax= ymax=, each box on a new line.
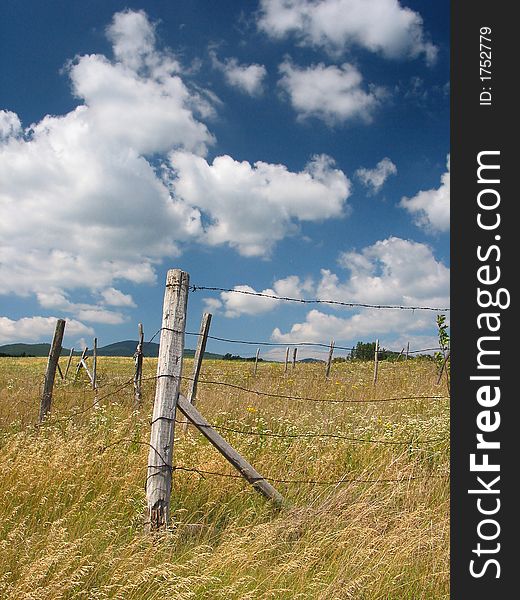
xmin=373 ymin=339 xmax=379 ymax=385
xmin=146 ymin=268 xmax=189 ymax=531
xmin=134 ymin=323 xmax=144 ymax=408
xmin=325 ymin=339 xmax=334 ymax=378
xmin=39 ymin=319 xmax=66 ymax=423
xmin=254 ymin=348 xmax=260 ymax=376
xmin=92 ymin=337 xmax=98 ymax=391
xmin=63 ymin=347 xmax=74 ymax=381
xmin=74 ymin=347 xmax=88 ymax=381
xmin=284 ymin=347 xmax=289 ymax=374
xmin=181 ymin=312 xmax=212 ymax=432
xmin=436 ymin=350 xmax=450 ymax=385
xmin=292 ymin=347 xmax=297 ymax=369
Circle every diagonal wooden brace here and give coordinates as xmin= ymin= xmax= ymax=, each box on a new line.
xmin=177 ymin=393 xmax=284 ymax=506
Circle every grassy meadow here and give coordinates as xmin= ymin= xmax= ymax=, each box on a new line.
xmin=0 ymin=355 xmax=449 ymax=599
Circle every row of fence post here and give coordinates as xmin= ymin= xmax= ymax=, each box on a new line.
xmin=35 ymin=268 xmax=448 ymax=532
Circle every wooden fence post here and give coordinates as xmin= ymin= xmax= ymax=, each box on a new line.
xmin=284 ymin=347 xmax=289 ymax=373
xmin=373 ymin=339 xmax=379 ymax=385
xmin=325 ymin=339 xmax=334 ymax=378
xmin=134 ymin=323 xmax=144 ymax=408
xmin=254 ymin=348 xmax=260 ymax=376
xmin=405 ymin=341 xmax=410 ymax=361
xmin=92 ymin=337 xmax=98 ymax=391
xmin=74 ymin=347 xmax=88 ymax=381
xmin=396 ymin=347 xmax=405 ymax=361
xmin=181 ymin=312 xmax=212 ymax=432
xmin=63 ymin=347 xmax=74 ymax=381
xmin=436 ymin=350 xmax=450 ymax=385
xmin=39 ymin=319 xmax=66 ymax=423
xmin=146 ymin=269 xmax=189 ymax=531
xmin=292 ymin=347 xmax=297 ymax=369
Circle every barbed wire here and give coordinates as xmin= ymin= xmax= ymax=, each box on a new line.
xmin=146 ymin=327 xmax=444 ymax=356
xmin=172 ymin=465 xmax=450 ymax=486
xmin=190 ymin=285 xmax=450 ymax=312
xmin=170 ymin=375 xmax=449 ymax=405
xmin=176 ymin=418 xmax=448 ymax=446
xmin=98 ymin=438 xmax=449 ymax=487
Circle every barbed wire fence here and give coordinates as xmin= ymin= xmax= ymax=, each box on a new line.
xmin=27 ymin=268 xmax=450 ymax=530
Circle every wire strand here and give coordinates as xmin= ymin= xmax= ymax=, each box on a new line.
xmin=190 ymin=285 xmax=450 ymax=312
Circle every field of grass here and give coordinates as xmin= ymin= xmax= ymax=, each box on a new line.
xmin=0 ymin=355 xmax=449 ymax=599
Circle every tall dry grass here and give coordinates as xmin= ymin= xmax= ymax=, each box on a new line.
xmin=0 ymin=356 xmax=449 ymax=599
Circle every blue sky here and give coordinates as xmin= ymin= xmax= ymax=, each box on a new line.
xmin=0 ymin=0 xmax=449 ymax=358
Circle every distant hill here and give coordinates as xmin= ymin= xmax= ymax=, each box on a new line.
xmin=0 ymin=341 xmax=223 ymax=359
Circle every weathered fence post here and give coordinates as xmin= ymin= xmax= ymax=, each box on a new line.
xmin=292 ymin=347 xmax=297 ymax=369
xmin=181 ymin=312 xmax=212 ymax=432
xmin=92 ymin=337 xmax=98 ymax=391
xmin=436 ymin=350 xmax=451 ymax=385
xmin=405 ymin=341 xmax=410 ymax=361
xmin=397 ymin=347 xmax=405 ymax=361
xmin=325 ymin=339 xmax=334 ymax=378
xmin=373 ymin=339 xmax=379 ymax=385
xmin=134 ymin=323 xmax=144 ymax=408
xmin=39 ymin=319 xmax=66 ymax=423
xmin=254 ymin=348 xmax=260 ymax=376
xmin=63 ymin=347 xmax=74 ymax=381
xmin=284 ymin=347 xmax=289 ymax=373
xmin=74 ymin=347 xmax=88 ymax=381
xmin=146 ymin=269 xmax=189 ymax=531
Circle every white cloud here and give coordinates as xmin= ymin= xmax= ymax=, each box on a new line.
xmin=278 ymin=61 xmax=383 ymax=124
xmin=272 ymin=307 xmax=431 ymax=344
xmin=203 ymin=275 xmax=314 ymax=318
xmin=258 ymin=0 xmax=437 ymax=64
xmin=35 ymin=290 xmax=128 ymax=324
xmin=0 ymin=110 xmax=22 ymax=141
xmin=210 ymin=51 xmax=267 ymax=96
xmin=0 ymin=316 xmax=94 ymax=345
xmin=1 ymin=9 xmax=355 ymax=321
xmin=271 ymin=236 xmax=449 ymax=344
xmin=220 ymin=285 xmax=281 ymax=318
xmin=329 ymin=236 xmax=450 ymax=307
xmin=100 ymin=287 xmax=136 ymax=307
xmin=355 ymin=157 xmax=396 ymax=194
xmin=399 ymin=155 xmax=450 ymax=233
xmin=273 ymin=275 xmax=314 ymax=298
xmin=169 ymin=152 xmax=351 ymax=256
xmin=0 ymin=9 xmax=215 ymax=311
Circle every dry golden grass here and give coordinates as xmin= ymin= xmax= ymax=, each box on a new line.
xmin=0 ymin=356 xmax=449 ymax=599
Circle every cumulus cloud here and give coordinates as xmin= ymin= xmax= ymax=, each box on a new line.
xmin=210 ymin=51 xmax=267 ymax=95
xmin=271 ymin=236 xmax=449 ymax=344
xmin=219 ymin=286 xmax=281 ymax=318
xmin=0 ymin=316 xmax=94 ymax=345
xmin=399 ymin=155 xmax=450 ymax=233
xmin=328 ymin=236 xmax=450 ymax=308
xmin=100 ymin=287 xmax=137 ymax=307
xmin=204 ymin=276 xmax=314 ymax=318
xmin=35 ymin=290 xmax=128 ymax=324
xmin=0 ymin=9 xmax=213 ymax=310
xmin=169 ymin=152 xmax=351 ymax=256
xmin=0 ymin=9 xmax=353 ymax=324
xmin=258 ymin=0 xmax=437 ymax=64
xmin=278 ymin=61 xmax=383 ymax=125
xmin=272 ymin=307 xmax=431 ymax=344
xmin=355 ymin=157 xmax=397 ymax=194
xmin=0 ymin=110 xmax=22 ymax=141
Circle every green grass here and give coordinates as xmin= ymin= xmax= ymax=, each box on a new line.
xmin=0 ymin=356 xmax=449 ymax=599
